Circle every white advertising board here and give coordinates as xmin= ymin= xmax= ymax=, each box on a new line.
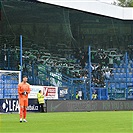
xmin=29 ymin=85 xmax=58 ymax=99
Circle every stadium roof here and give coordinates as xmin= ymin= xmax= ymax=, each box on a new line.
xmin=38 ymin=0 xmax=133 ymax=20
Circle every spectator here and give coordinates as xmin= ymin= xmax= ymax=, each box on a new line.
xmin=92 ymin=90 xmax=98 ymax=100
xmin=76 ymin=91 xmax=79 ymax=100
xmin=109 ymin=56 xmax=114 ymax=68
xmin=80 ymin=55 xmax=86 ymax=69
xmin=91 ymin=64 xmax=99 ymax=79
xmin=105 ymin=69 xmax=111 ymax=80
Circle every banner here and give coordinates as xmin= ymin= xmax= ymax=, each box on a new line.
xmin=43 ymin=86 xmax=58 ymax=99
xmin=0 ymin=99 xmax=39 ymax=113
xmin=50 ymin=72 xmax=62 ymax=87
xmin=47 ymin=100 xmax=133 ymax=112
xmin=58 ymin=87 xmax=68 ymax=100
xmin=29 ymin=85 xmax=44 ymax=99
xmin=29 ymin=85 xmax=58 ymax=99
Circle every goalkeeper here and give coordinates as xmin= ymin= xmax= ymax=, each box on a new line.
xmin=18 ymin=75 xmax=31 ymax=123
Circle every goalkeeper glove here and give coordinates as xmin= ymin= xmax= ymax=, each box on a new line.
xmin=22 ymin=91 xmax=27 ymax=95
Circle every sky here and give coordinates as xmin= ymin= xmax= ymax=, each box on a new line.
xmin=100 ymin=0 xmax=117 ymax=3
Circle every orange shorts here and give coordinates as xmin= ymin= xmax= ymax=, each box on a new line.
xmin=19 ymin=98 xmax=28 ymax=107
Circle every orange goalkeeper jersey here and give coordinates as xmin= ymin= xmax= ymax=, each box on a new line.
xmin=18 ymin=82 xmax=31 ymax=100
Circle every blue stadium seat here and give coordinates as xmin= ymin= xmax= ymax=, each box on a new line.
xmin=4 ymin=96 xmax=10 ymax=98
xmin=114 ymin=73 xmax=119 ymax=78
xmin=116 ymin=83 xmax=120 ymax=88
xmin=121 ymin=68 xmax=125 ymax=73
xmin=15 ymin=89 xmax=18 ymax=94
xmin=0 ymin=94 xmax=3 ymax=98
xmin=119 ymin=83 xmax=126 ymax=88
xmin=127 ymin=83 xmax=133 ymax=86
xmin=0 ymin=89 xmax=2 ymax=94
xmin=123 ymin=63 xmax=127 ymax=68
xmin=113 ymin=68 xmax=116 ymax=73
xmin=119 ymin=73 xmax=125 ymax=78
xmin=130 ymin=78 xmax=132 ymax=82
xmin=127 ymin=78 xmax=131 ymax=82
xmin=121 ymin=78 xmax=126 ymax=82
xmin=11 ymin=95 xmax=17 ymax=98
xmin=123 ymin=73 xmax=126 ymax=78
xmin=8 ymin=89 xmax=11 ymax=94
xmin=131 ymin=63 xmax=133 ymax=68
xmin=119 ymin=64 xmax=123 ymax=68
xmin=116 ymin=68 xmax=121 ymax=73
xmin=114 ymin=63 xmax=118 ymax=68
xmin=10 ymin=89 xmax=14 ymax=94
xmin=4 ymin=89 xmax=8 ymax=94
xmin=0 ymin=84 xmax=2 ymax=88
xmin=126 ymin=69 xmax=130 ymax=73
xmin=128 ymin=73 xmax=132 ymax=78
xmin=110 ymin=83 xmax=115 ymax=88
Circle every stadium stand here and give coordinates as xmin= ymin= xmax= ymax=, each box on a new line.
xmin=0 ymin=0 xmax=133 ymax=100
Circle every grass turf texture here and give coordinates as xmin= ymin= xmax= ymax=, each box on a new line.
xmin=0 ymin=111 xmax=133 ymax=133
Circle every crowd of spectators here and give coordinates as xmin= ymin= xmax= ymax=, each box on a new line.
xmin=90 ymin=49 xmax=122 ymax=87
xmin=0 ymin=43 xmax=129 ymax=89
xmin=67 ymin=48 xmax=123 ymax=87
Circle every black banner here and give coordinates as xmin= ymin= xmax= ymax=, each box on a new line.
xmin=0 ymin=99 xmax=39 ymax=113
xmin=47 ymin=100 xmax=133 ymax=112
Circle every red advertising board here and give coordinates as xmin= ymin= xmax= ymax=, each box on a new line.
xmin=43 ymin=86 xmax=58 ymax=99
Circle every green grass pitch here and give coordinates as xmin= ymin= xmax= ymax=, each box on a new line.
xmin=0 ymin=111 xmax=133 ymax=133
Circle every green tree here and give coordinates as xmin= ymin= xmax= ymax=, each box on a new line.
xmin=114 ymin=0 xmax=133 ymax=7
